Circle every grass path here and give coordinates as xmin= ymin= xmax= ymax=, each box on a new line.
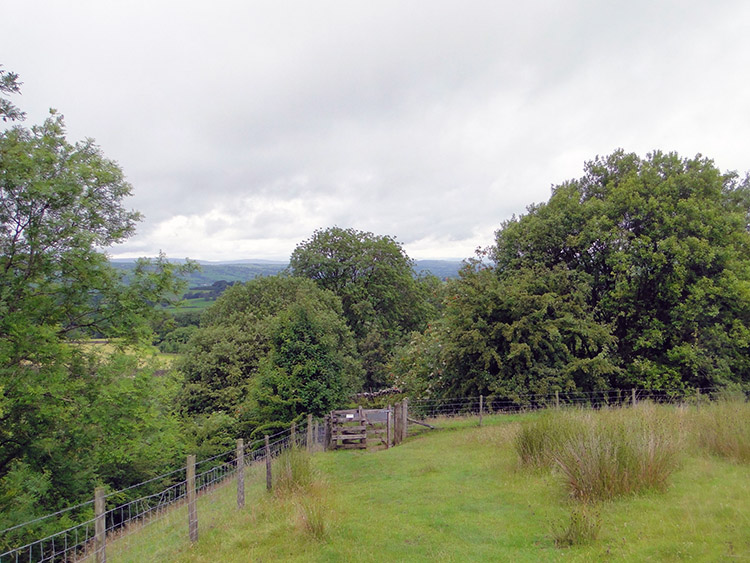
xmin=108 ymin=414 xmax=750 ymax=561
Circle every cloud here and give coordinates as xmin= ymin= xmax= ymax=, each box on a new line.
xmin=4 ymin=0 xmax=750 ymax=261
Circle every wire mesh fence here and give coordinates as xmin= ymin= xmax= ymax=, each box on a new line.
xmin=0 ymin=418 xmax=318 ymax=562
xmin=3 ymin=387 xmax=747 ymax=561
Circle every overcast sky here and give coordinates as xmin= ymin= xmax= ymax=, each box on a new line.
xmin=3 ymin=0 xmax=749 ymax=261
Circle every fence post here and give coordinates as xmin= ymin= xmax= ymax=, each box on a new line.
xmin=393 ymin=402 xmax=401 ymax=445
xmin=401 ymin=398 xmax=408 ymax=442
xmin=187 ymin=454 xmax=198 ymax=542
xmin=94 ymin=486 xmax=106 ymax=563
xmin=632 ymin=388 xmax=637 ymax=407
xmin=555 ymin=391 xmax=560 ymax=409
xmin=387 ymin=404 xmax=393 ymax=448
xmin=307 ymin=414 xmax=313 ymax=452
xmin=479 ymin=395 xmax=484 ymax=427
xmin=265 ymin=435 xmax=272 ymax=491
xmin=324 ymin=413 xmax=332 ymax=451
xmin=236 ymin=439 xmax=245 ymax=509
xmin=291 ymin=421 xmax=297 ymax=448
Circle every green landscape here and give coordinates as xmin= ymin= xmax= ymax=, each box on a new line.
xmin=3 ymin=64 xmax=750 ymax=561
xmin=107 ymin=403 xmax=750 ymax=562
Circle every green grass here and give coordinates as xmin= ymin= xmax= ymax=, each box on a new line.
xmin=107 ymin=408 xmax=750 ymax=562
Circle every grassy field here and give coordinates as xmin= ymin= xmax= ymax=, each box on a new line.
xmin=106 ymin=407 xmax=750 ymax=562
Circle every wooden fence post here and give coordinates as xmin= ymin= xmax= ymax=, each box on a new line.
xmin=307 ymin=414 xmax=313 ymax=452
xmin=291 ymin=421 xmax=297 ymax=448
xmin=632 ymin=388 xmax=637 ymax=407
xmin=324 ymin=413 xmax=332 ymax=451
xmin=187 ymin=454 xmax=198 ymax=542
xmin=387 ymin=404 xmax=393 ymax=448
xmin=479 ymin=395 xmax=484 ymax=427
xmin=401 ymin=398 xmax=408 ymax=442
xmin=393 ymin=402 xmax=401 ymax=445
xmin=94 ymin=486 xmax=106 ymax=563
xmin=265 ymin=435 xmax=272 ymax=491
xmin=236 ymin=439 xmax=245 ymax=509
xmin=555 ymin=391 xmax=560 ymax=409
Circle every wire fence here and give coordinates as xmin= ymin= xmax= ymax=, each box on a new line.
xmin=406 ymin=386 xmax=743 ymax=420
xmin=3 ymin=386 xmax=746 ymax=561
xmin=0 ymin=418 xmax=319 ymax=563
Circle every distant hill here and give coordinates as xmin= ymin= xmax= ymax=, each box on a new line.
xmin=110 ymin=259 xmax=463 ymax=289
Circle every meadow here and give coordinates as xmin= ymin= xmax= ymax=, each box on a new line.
xmin=106 ymin=402 xmax=750 ymax=562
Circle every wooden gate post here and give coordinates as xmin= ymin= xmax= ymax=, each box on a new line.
xmin=187 ymin=454 xmax=198 ymax=542
xmin=94 ymin=486 xmax=106 ymax=563
xmin=265 ymin=435 xmax=272 ymax=491
xmin=236 ymin=439 xmax=245 ymax=509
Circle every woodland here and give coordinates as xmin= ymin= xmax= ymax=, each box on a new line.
xmin=2 ymin=66 xmax=750 ymax=546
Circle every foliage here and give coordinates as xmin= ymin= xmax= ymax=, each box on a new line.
xmin=0 ymin=65 xmax=24 ymax=122
xmin=395 ymin=150 xmax=750 ymax=398
xmin=0 ymin=101 xmax=190 ymax=536
xmin=552 ymin=504 xmax=602 ymax=548
xmin=493 ymin=150 xmax=750 ymax=390
xmin=180 ymin=276 xmax=362 ymax=440
xmin=393 ymin=260 xmax=619 ymax=399
xmin=289 ymin=227 xmax=436 ymax=388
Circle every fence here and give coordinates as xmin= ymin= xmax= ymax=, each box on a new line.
xmin=406 ymin=386 xmax=740 ymax=422
xmin=2 ymin=386 xmax=744 ymax=561
xmin=0 ymin=415 xmax=326 ymax=563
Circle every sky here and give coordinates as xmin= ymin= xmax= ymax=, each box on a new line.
xmin=3 ymin=0 xmax=749 ymax=262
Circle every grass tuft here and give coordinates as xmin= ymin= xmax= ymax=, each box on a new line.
xmin=516 ymin=403 xmax=681 ymax=501
xmin=552 ymin=503 xmax=601 ymax=547
xmin=691 ymin=399 xmax=750 ymax=463
xmin=273 ymin=446 xmax=316 ymax=496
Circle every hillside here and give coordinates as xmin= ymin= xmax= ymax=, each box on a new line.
xmin=106 ymin=411 xmax=750 ymax=562
xmin=110 ymin=259 xmax=463 ymax=288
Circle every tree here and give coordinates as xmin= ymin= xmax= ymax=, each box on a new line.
xmin=492 ymin=150 xmax=750 ymax=389
xmin=0 ymin=109 xmax=190 ymax=530
xmin=0 ymin=65 xmax=25 ymax=122
xmin=392 ymin=259 xmax=618 ymax=400
xmin=179 ymin=276 xmax=362 ymax=440
xmin=289 ymin=227 xmax=433 ymax=388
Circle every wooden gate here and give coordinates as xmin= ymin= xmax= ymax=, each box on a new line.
xmin=329 ymin=407 xmax=368 ymax=449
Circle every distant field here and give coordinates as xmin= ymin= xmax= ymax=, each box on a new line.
xmin=106 ymin=408 xmax=750 ymax=562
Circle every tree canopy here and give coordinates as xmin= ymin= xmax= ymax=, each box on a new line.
xmin=393 ymin=150 xmax=750 ymax=398
xmin=289 ymin=226 xmax=435 ymax=388
xmin=179 ymin=276 xmax=362 ymax=439
xmin=0 ymin=102 xmax=189 ymax=535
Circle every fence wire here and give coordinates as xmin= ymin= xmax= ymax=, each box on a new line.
xmin=0 ymin=418 xmax=317 ymax=562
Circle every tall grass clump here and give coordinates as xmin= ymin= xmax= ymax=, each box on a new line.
xmin=691 ymin=399 xmax=750 ymax=463
xmin=514 ymin=410 xmax=578 ymax=469
xmin=516 ymin=403 xmax=681 ymax=501
xmin=273 ymin=446 xmax=316 ymax=496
